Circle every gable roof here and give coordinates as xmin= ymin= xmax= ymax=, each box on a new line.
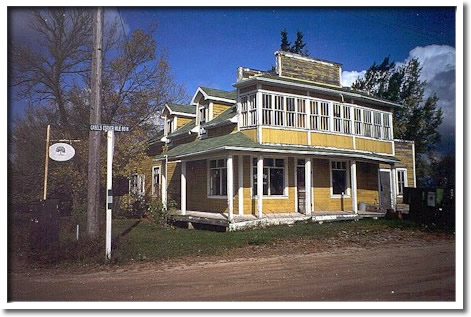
xmin=234 ymin=73 xmax=402 ymax=109
xmin=191 ymin=87 xmax=237 ymax=105
xmin=200 ymin=87 xmax=237 ymax=101
xmin=156 ymin=132 xmax=399 ymax=164
xmin=165 ymin=103 xmax=196 ymax=116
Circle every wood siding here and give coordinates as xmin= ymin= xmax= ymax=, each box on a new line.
xmin=355 ymin=137 xmax=393 ymax=154
xmin=356 ymin=162 xmax=379 ymax=206
xmin=176 ymin=117 xmax=192 ymax=128
xmin=262 ymin=128 xmax=308 ymax=145
xmin=312 ymin=159 xmax=352 ymax=212
xmin=240 ymin=128 xmax=257 ymax=142
xmin=212 ymin=103 xmax=231 ymax=118
xmin=279 ymin=53 xmax=341 ymax=87
xmin=311 ymin=132 xmax=354 ymax=149
xmin=167 ymin=161 xmax=181 ymax=207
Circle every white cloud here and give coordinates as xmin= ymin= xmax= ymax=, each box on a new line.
xmin=340 ymin=70 xmax=366 ymax=87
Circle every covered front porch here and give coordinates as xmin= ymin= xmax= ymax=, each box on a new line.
xmin=159 ymin=147 xmax=396 ymax=230
xmin=168 ymin=209 xmax=386 ymax=232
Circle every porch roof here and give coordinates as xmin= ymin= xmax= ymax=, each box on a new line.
xmin=155 ymin=132 xmax=400 ymax=164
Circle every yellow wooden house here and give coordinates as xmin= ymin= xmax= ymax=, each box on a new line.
xmin=147 ymin=51 xmax=416 ymax=230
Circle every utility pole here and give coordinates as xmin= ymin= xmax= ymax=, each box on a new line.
xmin=86 ymin=7 xmax=104 ymax=239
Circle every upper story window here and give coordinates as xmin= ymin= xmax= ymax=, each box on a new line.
xmin=239 ymin=91 xmax=393 ymax=141
xmin=165 ymin=118 xmax=175 ymax=134
xmin=199 ymin=105 xmax=207 ymax=125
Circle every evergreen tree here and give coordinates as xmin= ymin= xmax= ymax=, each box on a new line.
xmin=291 ymin=31 xmax=309 ymax=56
xmin=352 ymin=57 xmax=443 ymax=185
xmin=280 ymin=28 xmax=291 ymax=52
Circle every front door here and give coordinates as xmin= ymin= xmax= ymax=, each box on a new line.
xmin=297 ymin=160 xmax=306 ymax=214
xmin=379 ymin=170 xmax=392 ymax=210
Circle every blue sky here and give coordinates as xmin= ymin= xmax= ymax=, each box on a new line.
xmin=9 ymin=7 xmax=456 ymax=153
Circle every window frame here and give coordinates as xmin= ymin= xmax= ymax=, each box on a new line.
xmin=329 ymin=160 xmax=351 ymax=198
xmin=396 ymin=168 xmax=408 ymax=197
xmin=250 ymin=156 xmax=289 ymax=198
xmin=207 ymin=158 xmax=228 ymax=199
xmin=130 ymin=173 xmax=145 ymax=197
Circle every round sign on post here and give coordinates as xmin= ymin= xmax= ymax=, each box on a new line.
xmin=49 ymin=143 xmax=75 ymax=162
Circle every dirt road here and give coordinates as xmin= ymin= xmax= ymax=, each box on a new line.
xmin=9 ymin=234 xmax=455 ymax=301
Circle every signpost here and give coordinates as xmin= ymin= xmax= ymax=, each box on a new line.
xmin=90 ymin=124 xmax=130 ymax=261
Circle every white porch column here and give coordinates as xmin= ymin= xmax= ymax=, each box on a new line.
xmin=305 ymin=157 xmax=312 ymax=216
xmin=181 ymin=161 xmax=187 ymax=215
xmin=227 ymin=155 xmax=234 ymax=221
xmin=161 ymin=158 xmax=167 ymax=210
xmin=257 ymin=155 xmax=263 ymax=219
xmin=238 ymin=155 xmax=244 ymax=215
xmin=391 ymin=164 xmax=397 ymax=210
xmin=351 ymin=160 xmax=358 ymax=214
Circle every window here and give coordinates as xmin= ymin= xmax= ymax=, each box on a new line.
xmin=333 ymin=103 xmax=342 ymax=132
xmin=286 ymin=97 xmax=296 ymax=127
xmin=152 ymin=166 xmax=160 ymax=196
xmin=343 ymin=105 xmax=352 ymax=134
xmin=310 ymin=100 xmax=319 ymax=130
xmin=331 ymin=161 xmax=349 ymax=196
xmin=130 ymin=174 xmax=145 ymax=197
xmin=320 ymin=102 xmax=330 ymax=131
xmin=209 ymin=159 xmax=227 ymax=196
xmin=397 ymin=169 xmax=408 ymax=196
xmin=296 ymin=99 xmax=306 ymax=128
xmin=253 ymin=158 xmax=285 ymax=196
xmin=165 ymin=118 xmax=174 ymax=134
xmin=274 ymin=95 xmax=284 ymax=126
xmin=240 ymin=96 xmax=248 ymax=127
xmin=262 ymin=94 xmax=273 ymax=125
xmin=199 ymin=105 xmax=207 ymax=125
xmin=373 ymin=111 xmax=382 ymax=139
xmin=248 ymin=94 xmax=257 ymax=126
xmin=383 ymin=113 xmax=391 ymax=140
xmin=354 ymin=108 xmax=362 ymax=135
xmin=363 ymin=110 xmax=372 ymax=137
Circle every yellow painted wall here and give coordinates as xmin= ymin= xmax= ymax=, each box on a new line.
xmin=241 ymin=128 xmax=257 ymax=142
xmin=166 ymin=161 xmax=181 ymax=207
xmin=356 ymin=162 xmax=379 ymax=206
xmin=312 ymin=158 xmax=352 ymax=212
xmin=176 ymin=116 xmax=193 ymax=128
xmin=311 ymin=132 xmax=354 ymax=149
xmin=355 ymin=137 xmax=393 ymax=154
xmin=212 ymin=103 xmax=231 ymax=118
xmin=262 ymin=128 xmax=308 ymax=145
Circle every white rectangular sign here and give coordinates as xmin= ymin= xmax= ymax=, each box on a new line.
xmin=90 ymin=124 xmax=130 ymax=132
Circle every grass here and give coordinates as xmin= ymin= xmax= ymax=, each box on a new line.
xmin=9 ymin=212 xmax=423 ymax=267
xmin=110 ymin=218 xmax=420 ymax=264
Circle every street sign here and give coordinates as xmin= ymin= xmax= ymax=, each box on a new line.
xmin=49 ymin=143 xmax=75 ymax=161
xmin=90 ymin=124 xmax=130 ymax=132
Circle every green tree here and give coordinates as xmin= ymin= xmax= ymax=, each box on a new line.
xmin=291 ymin=31 xmax=309 ymax=56
xmin=280 ymin=28 xmax=290 ymax=52
xmin=352 ymin=57 xmax=443 ymax=185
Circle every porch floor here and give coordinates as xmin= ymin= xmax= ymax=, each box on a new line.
xmin=168 ymin=209 xmax=386 ymax=231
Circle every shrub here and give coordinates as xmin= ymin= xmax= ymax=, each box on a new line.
xmin=146 ymin=200 xmax=169 ymax=227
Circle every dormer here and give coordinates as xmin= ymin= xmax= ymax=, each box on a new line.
xmin=161 ymin=103 xmax=196 ymax=137
xmin=191 ymin=87 xmax=237 ymax=137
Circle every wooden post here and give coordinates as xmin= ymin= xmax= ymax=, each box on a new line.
xmin=257 ymin=155 xmax=263 ymax=219
xmin=161 ymin=157 xmax=167 ymax=210
xmin=390 ymin=164 xmax=397 ymax=210
xmin=351 ymin=160 xmax=358 ymax=214
xmin=43 ymin=124 xmax=50 ymax=200
xmin=227 ymin=155 xmax=234 ymax=221
xmin=238 ymin=155 xmax=244 ymax=215
xmin=181 ymin=161 xmax=187 ymax=215
xmin=86 ymin=7 xmax=104 ymax=238
xmin=105 ymin=130 xmax=114 ymax=261
xmin=305 ymin=157 xmax=312 ymax=216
